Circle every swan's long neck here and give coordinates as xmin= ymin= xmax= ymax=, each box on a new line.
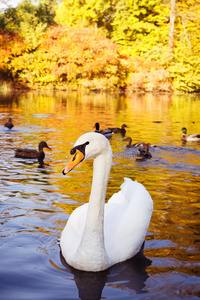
xmin=87 ymin=151 xmax=111 ymax=234
xmin=74 ymin=148 xmax=112 ymax=270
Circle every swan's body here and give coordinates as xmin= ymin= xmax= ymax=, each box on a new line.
xmin=181 ymin=127 xmax=200 ymax=142
xmin=61 ymin=132 xmax=153 ymax=272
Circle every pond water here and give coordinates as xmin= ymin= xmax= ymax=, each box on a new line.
xmin=0 ymin=91 xmax=200 ymax=300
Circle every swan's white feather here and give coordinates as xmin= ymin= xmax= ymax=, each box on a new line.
xmin=104 ymin=178 xmax=153 ymax=262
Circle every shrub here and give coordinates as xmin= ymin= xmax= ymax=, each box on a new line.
xmin=9 ymin=26 xmax=128 ymax=90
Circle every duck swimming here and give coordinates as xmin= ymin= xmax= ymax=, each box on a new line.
xmin=94 ymin=122 xmax=113 ymax=139
xmin=136 ymin=143 xmax=152 ymax=160
xmin=108 ymin=124 xmax=128 ymax=134
xmin=61 ymin=132 xmax=153 ymax=272
xmin=123 ymin=137 xmax=136 ymax=148
xmin=123 ymin=137 xmax=145 ymax=148
xmin=123 ymin=137 xmax=156 ymax=149
xmin=4 ymin=117 xmax=14 ymax=129
xmin=181 ymin=127 xmax=200 ymax=142
xmin=15 ymin=141 xmax=51 ymax=165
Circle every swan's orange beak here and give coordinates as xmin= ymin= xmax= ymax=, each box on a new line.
xmin=62 ymin=149 xmax=85 ymax=175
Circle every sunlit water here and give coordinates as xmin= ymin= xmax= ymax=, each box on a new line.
xmin=0 ymin=91 xmax=200 ymax=300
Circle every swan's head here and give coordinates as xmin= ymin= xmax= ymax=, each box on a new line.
xmin=62 ymin=132 xmax=112 ymax=175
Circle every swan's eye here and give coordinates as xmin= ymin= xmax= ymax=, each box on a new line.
xmin=70 ymin=141 xmax=89 ymax=156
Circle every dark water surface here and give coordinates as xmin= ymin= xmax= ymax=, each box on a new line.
xmin=0 ymin=91 xmax=200 ymax=300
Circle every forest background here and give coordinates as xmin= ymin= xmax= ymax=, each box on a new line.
xmin=0 ymin=0 xmax=199 ymax=93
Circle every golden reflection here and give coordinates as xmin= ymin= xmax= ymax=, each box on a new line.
xmin=1 ymin=91 xmax=200 ymax=274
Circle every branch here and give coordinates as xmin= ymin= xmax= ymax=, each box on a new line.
xmin=181 ymin=16 xmax=192 ymax=51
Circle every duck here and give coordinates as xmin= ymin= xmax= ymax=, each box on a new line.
xmin=94 ymin=122 xmax=113 ymax=139
xmin=123 ymin=137 xmax=156 ymax=149
xmin=15 ymin=141 xmax=51 ymax=165
xmin=181 ymin=127 xmax=200 ymax=142
xmin=4 ymin=117 xmax=14 ymax=129
xmin=108 ymin=124 xmax=128 ymax=134
xmin=61 ymin=132 xmax=153 ymax=272
xmin=123 ymin=137 xmax=145 ymax=148
xmin=123 ymin=137 xmax=136 ymax=148
xmin=136 ymin=143 xmax=152 ymax=160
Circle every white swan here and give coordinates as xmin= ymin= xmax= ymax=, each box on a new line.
xmin=61 ymin=132 xmax=153 ymax=272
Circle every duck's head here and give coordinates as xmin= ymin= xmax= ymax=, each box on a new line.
xmin=94 ymin=122 xmax=100 ymax=130
xmin=122 ymin=124 xmax=128 ymax=129
xmin=143 ymin=143 xmax=150 ymax=152
xmin=62 ymin=132 xmax=111 ymax=175
xmin=39 ymin=141 xmax=51 ymax=151
xmin=123 ymin=137 xmax=132 ymax=142
xmin=181 ymin=127 xmax=187 ymax=134
xmin=136 ymin=148 xmax=146 ymax=160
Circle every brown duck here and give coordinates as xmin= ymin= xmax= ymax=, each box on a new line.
xmin=4 ymin=117 xmax=14 ymax=129
xmin=136 ymin=143 xmax=152 ymax=160
xmin=108 ymin=124 xmax=128 ymax=134
xmin=124 ymin=137 xmax=156 ymax=149
xmin=123 ymin=137 xmax=142 ymax=148
xmin=15 ymin=141 xmax=51 ymax=165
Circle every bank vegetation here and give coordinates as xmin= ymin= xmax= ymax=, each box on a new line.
xmin=0 ymin=0 xmax=199 ymax=93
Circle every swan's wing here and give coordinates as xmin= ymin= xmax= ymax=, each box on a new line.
xmin=105 ymin=178 xmax=153 ymax=264
xmin=108 ymin=178 xmax=149 ymax=205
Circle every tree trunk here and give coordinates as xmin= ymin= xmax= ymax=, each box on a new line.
xmin=168 ymin=0 xmax=176 ymax=54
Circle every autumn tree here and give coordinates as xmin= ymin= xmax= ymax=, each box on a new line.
xmin=111 ymin=0 xmax=169 ymax=57
xmin=175 ymin=0 xmax=200 ymax=53
xmin=1 ymin=0 xmax=200 ymax=92
xmin=166 ymin=0 xmax=200 ymax=92
xmin=0 ymin=6 xmax=19 ymax=31
xmin=0 ymin=0 xmax=58 ymax=50
xmin=55 ymin=0 xmax=115 ymax=33
xmin=8 ymin=26 xmax=128 ymax=90
xmin=55 ymin=0 xmax=170 ymax=59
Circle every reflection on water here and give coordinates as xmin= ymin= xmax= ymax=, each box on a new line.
xmin=0 ymin=91 xmax=200 ymax=299
xmin=58 ymin=243 xmax=151 ymax=300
